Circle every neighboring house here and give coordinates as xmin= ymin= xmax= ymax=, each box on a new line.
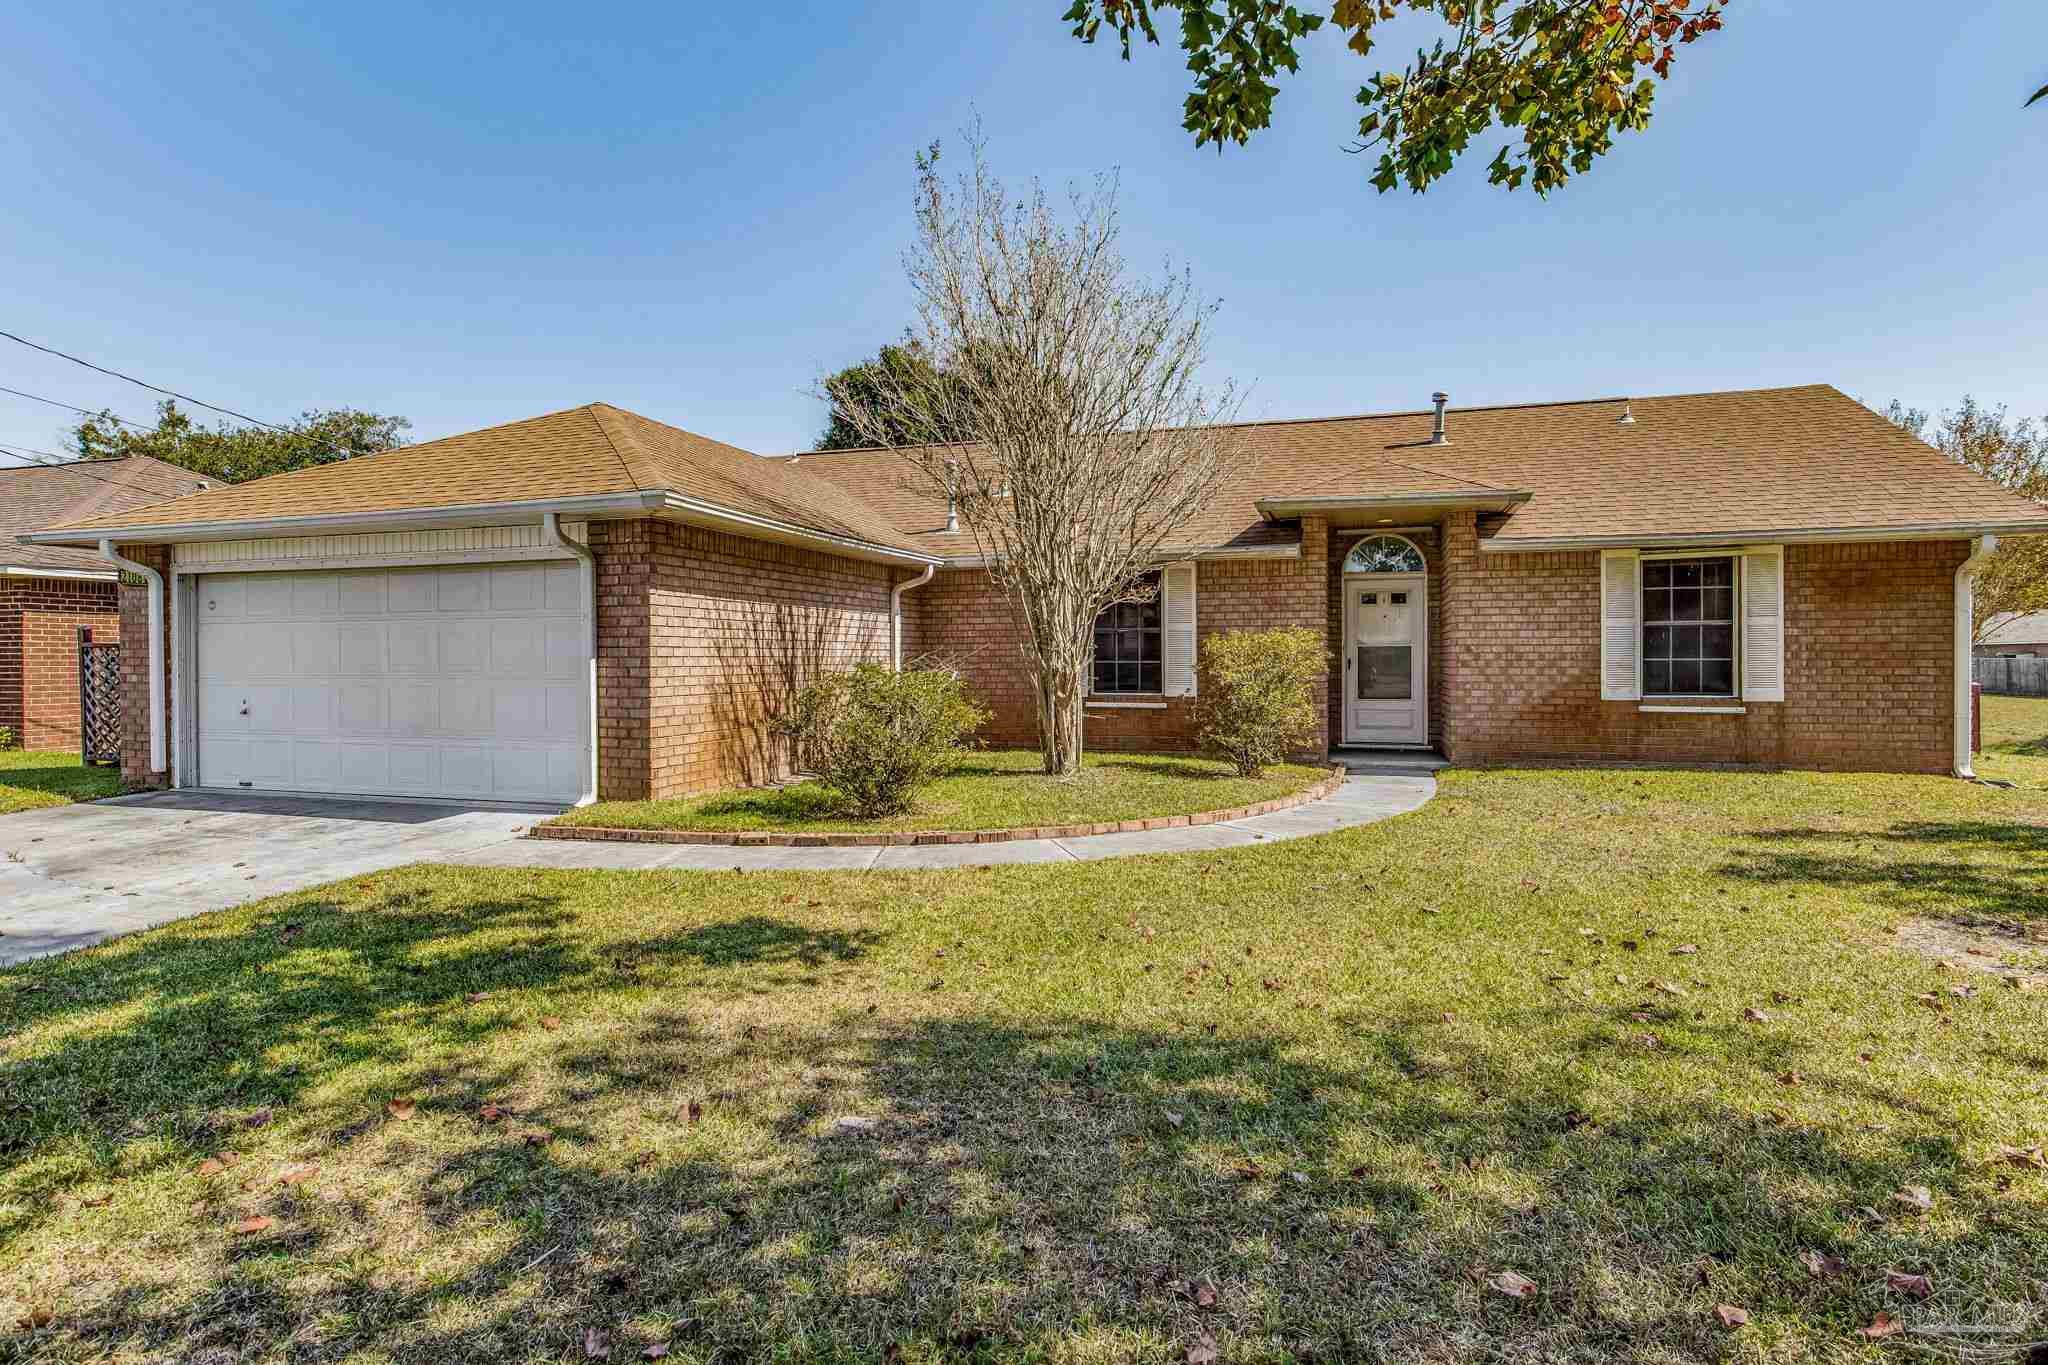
xmin=1976 ymin=612 xmax=2048 ymax=657
xmin=23 ymin=384 xmax=2048 ymax=805
xmin=1 ymin=456 xmax=210 ymax=750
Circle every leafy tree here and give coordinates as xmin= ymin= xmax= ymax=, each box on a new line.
xmin=1062 ymin=0 xmax=1728 ymax=194
xmin=1885 ymin=396 xmax=2048 ymax=639
xmin=815 ymin=342 xmax=979 ymax=450
xmin=71 ymin=399 xmax=409 ymax=484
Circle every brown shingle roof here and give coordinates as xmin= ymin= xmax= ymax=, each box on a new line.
xmin=4 ymin=455 xmax=211 ymax=574
xmin=783 ymin=385 xmax=2048 ymax=554
xmin=40 ymin=404 xmax=928 ymax=556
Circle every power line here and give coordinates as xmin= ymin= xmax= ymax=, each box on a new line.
xmin=0 ymin=328 xmax=290 ymax=431
xmin=0 ymin=440 xmax=194 ymax=501
xmin=0 ymin=382 xmax=155 ymax=431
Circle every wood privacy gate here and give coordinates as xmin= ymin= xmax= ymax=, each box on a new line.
xmin=77 ymin=626 xmax=121 ymax=767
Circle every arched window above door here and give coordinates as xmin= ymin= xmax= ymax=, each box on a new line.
xmin=1343 ymin=535 xmax=1425 ymax=574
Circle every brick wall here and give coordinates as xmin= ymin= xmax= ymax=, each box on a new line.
xmin=0 ymin=576 xmax=121 ymax=751
xmin=116 ymin=545 xmax=173 ymax=786
xmin=906 ymin=538 xmax=1331 ymax=756
xmin=598 ymin=519 xmax=901 ymax=799
xmin=1438 ymin=536 xmax=1968 ymax=774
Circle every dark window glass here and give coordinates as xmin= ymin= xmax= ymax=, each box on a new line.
xmin=1092 ymin=574 xmax=1163 ymax=694
xmin=1640 ymin=557 xmax=1736 ymax=696
xmin=1357 ymin=646 xmax=1413 ymax=700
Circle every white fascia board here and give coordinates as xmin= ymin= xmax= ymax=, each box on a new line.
xmin=25 ymin=491 xmax=666 ymax=547
xmin=1 ymin=563 xmax=117 ymax=580
xmin=655 ymin=493 xmax=943 ymax=566
xmin=1481 ymin=519 xmax=2048 ymax=553
xmin=938 ymin=541 xmax=1301 ymax=570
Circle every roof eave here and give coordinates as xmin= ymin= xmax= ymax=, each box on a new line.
xmin=1 ymin=563 xmax=116 ymax=581
xmin=654 ymin=493 xmax=942 ymax=566
xmin=1255 ymin=490 xmax=1533 ymax=520
xmin=936 ymin=540 xmax=1303 ymax=570
xmin=1480 ymin=519 xmax=2048 ymax=553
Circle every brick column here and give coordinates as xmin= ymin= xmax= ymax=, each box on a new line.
xmin=1437 ymin=511 xmax=1480 ymax=763
xmin=1300 ymin=516 xmax=1331 ymax=755
xmin=116 ymin=544 xmax=173 ymax=788
xmin=589 ymin=520 xmax=653 ymax=801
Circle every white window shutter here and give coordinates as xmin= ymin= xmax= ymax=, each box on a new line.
xmin=1741 ymin=547 xmax=1785 ymax=702
xmin=1162 ymin=561 xmax=1198 ymax=697
xmin=1600 ymin=549 xmax=1641 ymax=701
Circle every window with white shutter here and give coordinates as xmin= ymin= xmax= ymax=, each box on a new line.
xmin=1740 ymin=547 xmax=1785 ymax=701
xmin=1162 ymin=561 xmax=1198 ymax=697
xmin=1600 ymin=549 xmax=1641 ymax=700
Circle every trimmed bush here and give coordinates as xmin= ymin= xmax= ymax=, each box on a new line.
xmin=775 ymin=663 xmax=989 ymax=817
xmin=1196 ymin=626 xmax=1326 ymax=776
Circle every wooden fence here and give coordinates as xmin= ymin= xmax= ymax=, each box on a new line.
xmin=1975 ymin=655 xmax=2048 ymax=698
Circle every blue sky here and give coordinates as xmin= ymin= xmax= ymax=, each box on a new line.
xmin=3 ymin=0 xmax=2045 ymax=466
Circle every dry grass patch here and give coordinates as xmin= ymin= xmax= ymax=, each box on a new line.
xmin=3 ymin=762 xmax=2046 ymax=1362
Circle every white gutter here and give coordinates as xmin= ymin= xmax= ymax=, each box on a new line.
xmin=891 ymin=563 xmax=935 ymax=668
xmin=31 ymin=491 xmax=664 ymax=546
xmin=1954 ymin=534 xmax=1998 ymax=779
xmin=100 ymin=538 xmax=165 ymax=775
xmin=1 ymin=564 xmax=117 ymax=581
xmin=1256 ymin=490 xmax=1532 ymax=519
xmin=1484 ymin=520 xmax=2048 ymax=554
xmin=543 ymin=513 xmax=599 ymax=806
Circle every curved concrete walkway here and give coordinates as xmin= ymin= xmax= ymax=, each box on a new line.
xmin=446 ymin=771 xmax=1438 ymax=873
xmin=0 ymin=770 xmax=1435 ymax=965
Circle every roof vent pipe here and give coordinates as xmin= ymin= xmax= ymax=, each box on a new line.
xmin=1428 ymin=392 xmax=1450 ymax=445
xmin=1617 ymin=400 xmax=1637 ymax=426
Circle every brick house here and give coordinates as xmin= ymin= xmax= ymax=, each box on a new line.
xmin=23 ymin=385 xmax=2048 ymax=805
xmin=1 ymin=456 xmax=208 ymax=751
xmin=1975 ymin=612 xmax=2048 ymax=658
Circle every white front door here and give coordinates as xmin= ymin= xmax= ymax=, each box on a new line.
xmin=192 ymin=563 xmax=589 ymax=803
xmin=1343 ymin=573 xmax=1427 ymax=746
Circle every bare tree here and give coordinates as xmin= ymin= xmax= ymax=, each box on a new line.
xmin=826 ymin=135 xmax=1241 ymax=776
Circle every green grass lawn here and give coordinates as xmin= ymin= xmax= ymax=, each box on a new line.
xmin=0 ymin=749 xmax=122 ymax=815
xmin=1978 ymin=692 xmax=2048 ymax=788
xmin=547 ymin=749 xmax=1330 ymax=833
xmin=3 ymin=759 xmax=2046 ymax=1362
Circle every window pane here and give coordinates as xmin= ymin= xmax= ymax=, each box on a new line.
xmin=1703 ymin=624 xmax=1734 ymax=659
xmin=1703 ymin=588 xmax=1734 ymax=622
xmin=1702 ymin=559 xmax=1732 ymax=587
xmin=1645 ymin=591 xmax=1672 ymax=623
xmin=1358 ymin=646 xmax=1412 ymax=700
xmin=1644 ymin=660 xmax=1671 ymax=694
xmin=1118 ymin=629 xmax=1143 ymax=660
xmin=1140 ymin=661 xmax=1161 ymax=692
xmin=1141 ymin=629 xmax=1161 ymax=662
xmin=1673 ymin=625 xmax=1702 ymax=660
xmin=1701 ymin=659 xmax=1734 ymax=694
xmin=1644 ymin=625 xmax=1672 ymax=659
xmin=1094 ymin=660 xmax=1115 ymax=692
xmin=1118 ymin=661 xmax=1141 ymax=692
xmin=1672 ymin=560 xmax=1701 ymax=588
xmin=1672 ymin=589 xmax=1701 ymax=622
xmin=1670 ymin=660 xmax=1702 ymax=694
xmin=1643 ymin=561 xmax=1671 ymax=589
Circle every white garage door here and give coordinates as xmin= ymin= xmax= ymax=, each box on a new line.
xmin=194 ymin=562 xmax=588 ymax=803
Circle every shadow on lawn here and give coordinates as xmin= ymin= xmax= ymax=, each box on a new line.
xmin=12 ymin=959 xmax=2016 ymax=1362
xmin=1720 ymin=819 xmax=2048 ymax=923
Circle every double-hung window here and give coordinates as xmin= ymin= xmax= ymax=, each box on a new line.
xmin=1641 ymin=556 xmax=1736 ymax=696
xmin=1092 ymin=572 xmax=1163 ymax=694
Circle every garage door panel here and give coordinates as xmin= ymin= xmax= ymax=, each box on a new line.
xmin=339 ymin=574 xmax=386 ymax=615
xmin=196 ymin=567 xmax=587 ymax=803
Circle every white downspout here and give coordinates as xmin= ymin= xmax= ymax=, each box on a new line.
xmin=100 ymin=539 xmax=165 ymax=776
xmin=1954 ymin=534 xmax=1997 ymax=778
xmin=543 ymin=513 xmax=599 ymax=806
xmin=892 ymin=563 xmax=936 ymax=669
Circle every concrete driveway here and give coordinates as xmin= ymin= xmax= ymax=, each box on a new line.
xmin=0 ymin=791 xmax=541 ymax=966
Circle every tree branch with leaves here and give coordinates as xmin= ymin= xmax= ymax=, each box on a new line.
xmin=72 ymin=399 xmax=409 ymax=484
xmin=1885 ymin=396 xmax=2048 ymax=640
xmin=1063 ymin=0 xmax=1727 ymax=193
xmin=823 ymin=135 xmax=1241 ymax=776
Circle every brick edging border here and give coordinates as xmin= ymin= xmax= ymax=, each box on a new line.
xmin=527 ymin=765 xmax=1348 ymax=849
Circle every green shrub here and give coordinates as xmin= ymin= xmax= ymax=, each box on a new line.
xmin=774 ymin=663 xmax=989 ymax=817
xmin=0 ymin=725 xmax=14 ymax=750
xmin=1196 ymin=626 xmax=1327 ymax=776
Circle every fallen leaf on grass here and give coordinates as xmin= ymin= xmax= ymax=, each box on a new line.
xmin=1778 ymin=1071 xmax=1803 ymax=1087
xmin=685 ymin=1100 xmax=704 ymax=1125
xmin=1993 ymin=1144 xmax=2046 ymax=1170
xmin=477 ymin=1104 xmax=507 ymax=1123
xmin=1714 ymin=1304 xmax=1749 ymax=1329
xmin=1488 ymin=1269 xmax=1538 ymax=1299
xmin=1192 ymin=1279 xmax=1218 ymax=1309
xmin=466 ymin=992 xmax=490 ymax=1004
xmin=541 ymin=1016 xmax=563 ymax=1031
xmin=1891 ymin=1185 xmax=1934 ymax=1213
xmin=276 ymin=1163 xmax=318 ymax=1186
xmin=15 ymin=1308 xmax=54 ymax=1330
xmin=196 ymin=1152 xmax=240 ymax=1176
xmin=1742 ymin=1007 xmax=1769 ymax=1023
xmin=1885 ymin=1270 xmax=1934 ymax=1300
xmin=233 ymin=1215 xmax=274 ymax=1234
xmin=1162 ymin=1111 xmax=1184 ymax=1129
xmin=583 ymin=1325 xmax=609 ymax=1358
xmin=1671 ymin=944 xmax=1700 ymax=956
xmin=642 ymin=1346 xmax=669 ymax=1361
xmin=1860 ymin=1312 xmax=1903 ymax=1339
xmin=386 ymin=1098 xmax=416 ymax=1120
xmin=1187 ymin=1335 xmax=1219 ymax=1365
xmin=1798 ymin=1250 xmax=1846 ymax=1279
xmin=243 ymin=1108 xmax=273 ymax=1128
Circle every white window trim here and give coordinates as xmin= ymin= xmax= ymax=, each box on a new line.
xmin=1637 ymin=549 xmax=1742 ymax=702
